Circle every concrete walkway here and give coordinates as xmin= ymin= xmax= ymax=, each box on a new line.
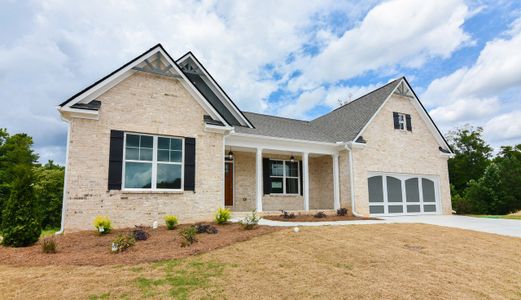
xmin=236 ymin=215 xmax=521 ymax=238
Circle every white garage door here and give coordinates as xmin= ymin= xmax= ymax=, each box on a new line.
xmin=367 ymin=173 xmax=440 ymax=216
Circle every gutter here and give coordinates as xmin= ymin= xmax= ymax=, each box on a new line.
xmin=56 ymin=116 xmax=71 ymax=235
xmin=342 ymin=142 xmax=364 ymax=217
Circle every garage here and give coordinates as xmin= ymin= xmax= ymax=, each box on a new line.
xmin=368 ymin=173 xmax=440 ymax=216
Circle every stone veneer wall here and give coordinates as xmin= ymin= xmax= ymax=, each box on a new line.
xmin=351 ymin=94 xmax=452 ymax=216
xmin=64 ymin=72 xmax=224 ymax=231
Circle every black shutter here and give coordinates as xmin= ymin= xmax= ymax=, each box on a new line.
xmin=108 ymin=130 xmax=124 ymax=190
xmin=263 ymin=158 xmax=271 ymax=194
xmin=184 ymin=137 xmax=196 ymax=191
xmin=406 ymin=114 xmax=412 ymax=131
xmin=393 ymin=112 xmax=400 ymax=129
xmin=299 ymin=160 xmax=303 ymax=196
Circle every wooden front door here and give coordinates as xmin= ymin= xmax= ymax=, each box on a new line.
xmin=225 ymin=162 xmax=233 ymax=206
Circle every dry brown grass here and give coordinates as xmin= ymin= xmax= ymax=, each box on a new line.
xmin=1 ymin=224 xmax=521 ymax=299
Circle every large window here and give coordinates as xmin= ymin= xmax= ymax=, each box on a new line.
xmin=270 ymin=160 xmax=299 ymax=195
xmin=123 ymin=133 xmax=184 ymax=190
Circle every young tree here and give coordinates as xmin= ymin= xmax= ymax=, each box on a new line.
xmin=33 ymin=160 xmax=64 ymax=229
xmin=0 ymin=129 xmax=9 ymax=226
xmin=0 ymin=133 xmax=40 ymax=246
xmin=447 ymin=126 xmax=493 ymax=195
xmin=464 ymin=163 xmax=505 ymax=215
xmin=494 ymin=145 xmax=521 ymax=214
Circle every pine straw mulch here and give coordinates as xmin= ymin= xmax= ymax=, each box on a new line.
xmin=0 ymin=223 xmax=279 ymax=267
xmin=263 ymin=213 xmax=379 ymax=222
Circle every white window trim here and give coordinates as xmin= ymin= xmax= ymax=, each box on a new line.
xmin=122 ymin=132 xmax=185 ymax=192
xmin=397 ymin=113 xmax=406 ymax=131
xmin=367 ymin=172 xmax=440 ymax=216
xmin=270 ymin=159 xmax=300 ymax=195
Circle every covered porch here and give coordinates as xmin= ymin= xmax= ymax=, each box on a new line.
xmin=223 ymin=133 xmax=343 ymax=213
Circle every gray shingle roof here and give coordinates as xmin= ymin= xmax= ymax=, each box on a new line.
xmin=234 ymin=78 xmax=401 ymax=143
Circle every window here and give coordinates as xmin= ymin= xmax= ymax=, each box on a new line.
xmin=397 ymin=113 xmax=406 ymax=130
xmin=123 ymin=133 xmax=183 ymax=190
xmin=270 ymin=160 xmax=299 ymax=194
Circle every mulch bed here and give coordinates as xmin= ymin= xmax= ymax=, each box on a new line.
xmin=0 ymin=223 xmax=279 ymax=267
xmin=263 ymin=214 xmax=379 ymax=222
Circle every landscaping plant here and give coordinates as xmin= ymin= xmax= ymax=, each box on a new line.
xmin=41 ymin=237 xmax=57 ymax=254
xmin=241 ymin=210 xmax=260 ymax=230
xmin=111 ymin=233 xmax=135 ymax=253
xmin=281 ymin=210 xmax=295 ymax=219
xmin=337 ymin=208 xmax=348 ymax=216
xmin=132 ymin=225 xmax=150 ymax=241
xmin=314 ymin=211 xmax=327 ymax=218
xmin=93 ymin=215 xmax=112 ymax=234
xmin=195 ymin=223 xmax=218 ymax=234
xmin=180 ymin=226 xmax=197 ymax=247
xmin=164 ymin=215 xmax=178 ymax=230
xmin=214 ymin=208 xmax=231 ymax=224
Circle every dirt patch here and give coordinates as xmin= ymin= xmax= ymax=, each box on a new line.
xmin=263 ymin=213 xmax=378 ymax=222
xmin=0 ymin=223 xmax=278 ymax=266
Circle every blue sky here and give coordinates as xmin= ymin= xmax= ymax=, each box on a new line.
xmin=1 ymin=0 xmax=521 ymax=164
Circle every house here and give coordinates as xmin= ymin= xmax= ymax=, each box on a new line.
xmin=57 ymin=44 xmax=453 ymax=231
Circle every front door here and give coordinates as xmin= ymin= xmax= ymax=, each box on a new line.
xmin=225 ymin=162 xmax=233 ymax=206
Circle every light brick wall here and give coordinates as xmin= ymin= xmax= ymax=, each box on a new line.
xmin=350 ymin=94 xmax=452 ymax=216
xmin=309 ymin=156 xmax=334 ymax=209
xmin=64 ymin=72 xmax=224 ymax=231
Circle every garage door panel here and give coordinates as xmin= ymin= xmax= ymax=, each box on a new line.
xmin=386 ymin=176 xmax=402 ymax=202
xmin=405 ymin=178 xmax=419 ymax=202
xmin=368 ymin=176 xmax=384 ymax=203
xmin=422 ymin=178 xmax=436 ymax=202
xmin=407 ymin=205 xmax=421 ymax=213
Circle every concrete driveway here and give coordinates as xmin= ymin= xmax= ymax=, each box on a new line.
xmin=382 ymin=215 xmax=521 ymax=238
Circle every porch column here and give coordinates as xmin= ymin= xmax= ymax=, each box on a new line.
xmin=302 ymin=152 xmax=309 ymax=211
xmin=256 ymin=147 xmax=263 ymax=212
xmin=332 ymin=153 xmax=340 ymax=210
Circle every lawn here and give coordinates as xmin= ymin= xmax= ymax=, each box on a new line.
xmin=1 ymin=224 xmax=521 ymax=299
xmin=470 ymin=214 xmax=521 ymax=220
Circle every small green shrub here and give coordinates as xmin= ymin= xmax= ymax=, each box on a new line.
xmin=180 ymin=226 xmax=197 ymax=247
xmin=112 ymin=233 xmax=135 ymax=253
xmin=336 ymin=208 xmax=348 ymax=216
xmin=241 ymin=210 xmax=260 ymax=230
xmin=93 ymin=216 xmax=112 ymax=234
xmin=41 ymin=237 xmax=57 ymax=254
xmin=164 ymin=215 xmax=178 ymax=230
xmin=214 ymin=208 xmax=231 ymax=224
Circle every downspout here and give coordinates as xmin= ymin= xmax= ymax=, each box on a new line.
xmin=56 ymin=118 xmax=71 ymax=235
xmin=344 ymin=143 xmax=363 ymax=217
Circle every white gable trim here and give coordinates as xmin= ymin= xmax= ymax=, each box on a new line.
xmin=177 ymin=53 xmax=254 ymax=128
xmin=58 ymin=45 xmax=229 ymax=126
xmin=353 ymin=78 xmax=452 ymax=153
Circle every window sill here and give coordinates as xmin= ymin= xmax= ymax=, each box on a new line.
xmin=120 ymin=190 xmax=185 ymax=194
xmin=267 ymin=194 xmax=302 ymax=197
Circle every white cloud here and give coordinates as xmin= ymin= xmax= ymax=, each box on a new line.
xmin=429 ymin=97 xmax=500 ymax=127
xmin=484 ymin=111 xmax=521 ymax=143
xmin=288 ymin=0 xmax=471 ymax=91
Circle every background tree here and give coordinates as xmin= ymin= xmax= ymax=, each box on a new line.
xmin=0 ymin=133 xmax=41 ymax=246
xmin=33 ymin=160 xmax=64 ymax=229
xmin=0 ymin=129 xmax=9 ymax=226
xmin=447 ymin=126 xmax=492 ymax=195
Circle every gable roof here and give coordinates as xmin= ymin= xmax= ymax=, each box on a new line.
xmin=310 ymin=78 xmax=402 ymax=142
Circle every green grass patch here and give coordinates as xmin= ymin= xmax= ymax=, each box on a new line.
xmin=470 ymin=215 xmax=521 ymax=220
xmin=135 ymin=259 xmax=226 ymax=299
xmin=40 ymin=227 xmax=60 ymax=237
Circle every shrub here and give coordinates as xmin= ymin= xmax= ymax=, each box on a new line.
xmin=132 ymin=226 xmax=150 ymax=241
xmin=336 ymin=208 xmax=348 ymax=216
xmin=195 ymin=224 xmax=218 ymax=234
xmin=111 ymin=233 xmax=135 ymax=253
xmin=214 ymin=208 xmax=231 ymax=224
xmin=314 ymin=211 xmax=327 ymax=218
xmin=93 ymin=216 xmax=112 ymax=235
xmin=241 ymin=210 xmax=260 ymax=230
xmin=41 ymin=237 xmax=57 ymax=254
xmin=281 ymin=210 xmax=295 ymax=219
xmin=164 ymin=215 xmax=178 ymax=230
xmin=180 ymin=226 xmax=198 ymax=247
xmin=1 ymin=165 xmax=41 ymax=247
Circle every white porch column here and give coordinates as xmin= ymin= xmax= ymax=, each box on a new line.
xmin=256 ymin=147 xmax=263 ymax=212
xmin=302 ymin=152 xmax=309 ymax=211
xmin=332 ymin=153 xmax=340 ymax=210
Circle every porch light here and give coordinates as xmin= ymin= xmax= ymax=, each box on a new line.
xmin=290 ymin=154 xmax=295 ymax=162
xmin=227 ymin=147 xmax=234 ymax=160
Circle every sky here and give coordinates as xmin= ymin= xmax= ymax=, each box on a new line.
xmin=1 ymin=0 xmax=521 ymax=165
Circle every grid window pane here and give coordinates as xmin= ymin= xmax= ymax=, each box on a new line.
xmin=126 ymin=134 xmax=140 ymax=147
xmin=286 ymin=178 xmax=299 ymax=194
xmin=158 ymin=137 xmax=170 ymax=150
xmin=140 ymin=135 xmax=153 ymax=148
xmin=407 ymin=205 xmax=421 ymax=213
xmin=424 ymin=204 xmax=437 ymax=212
xmin=157 ymin=164 xmax=182 ymax=189
xmin=387 ymin=176 xmax=403 ymax=202
xmin=271 ymin=161 xmax=283 ymax=176
xmin=124 ymin=162 xmax=152 ymax=188
xmin=170 ymin=151 xmax=182 ymax=162
xmin=388 ymin=205 xmax=403 ymax=213
xmin=368 ymin=176 xmax=384 ymax=203
xmin=405 ymin=178 xmax=419 ymax=202
xmin=271 ymin=178 xmax=283 ymax=193
xmin=370 ymin=206 xmax=384 ymax=214
xmin=158 ymin=150 xmax=169 ymax=162
xmin=422 ymin=179 xmax=436 ymax=202
xmin=286 ymin=161 xmax=298 ymax=177
xmin=140 ymin=148 xmax=153 ymax=161
xmin=125 ymin=147 xmax=139 ymax=160
xmin=170 ymin=139 xmax=182 ymax=151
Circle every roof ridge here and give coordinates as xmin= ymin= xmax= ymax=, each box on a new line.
xmin=312 ymin=77 xmax=403 ymax=122
xmin=243 ymin=111 xmax=311 ymax=123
